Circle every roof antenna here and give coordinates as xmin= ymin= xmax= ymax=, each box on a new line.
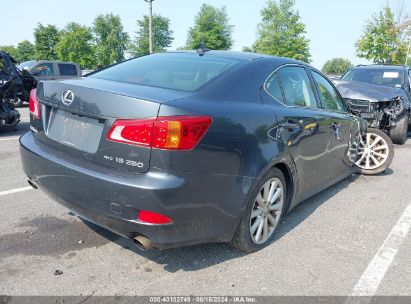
xmin=197 ymin=42 xmax=210 ymax=57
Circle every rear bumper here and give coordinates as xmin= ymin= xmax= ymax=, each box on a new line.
xmin=20 ymin=132 xmax=248 ymax=249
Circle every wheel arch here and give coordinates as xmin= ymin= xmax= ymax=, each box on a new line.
xmin=272 ymin=162 xmax=294 ymax=214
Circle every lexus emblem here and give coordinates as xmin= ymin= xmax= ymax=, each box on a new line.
xmin=62 ymin=90 xmax=75 ymax=106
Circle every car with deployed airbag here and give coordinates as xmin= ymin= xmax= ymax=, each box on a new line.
xmin=21 ymin=51 xmax=384 ymax=252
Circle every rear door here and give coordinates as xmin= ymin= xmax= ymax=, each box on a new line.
xmin=310 ymin=69 xmax=358 ymax=178
xmin=263 ymin=65 xmax=334 ymax=199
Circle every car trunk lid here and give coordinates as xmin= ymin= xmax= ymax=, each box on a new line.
xmin=32 ymin=78 xmax=191 ymax=173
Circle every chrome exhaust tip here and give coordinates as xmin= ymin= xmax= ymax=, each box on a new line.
xmin=133 ymin=235 xmax=153 ymax=251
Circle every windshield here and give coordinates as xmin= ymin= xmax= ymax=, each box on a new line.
xmin=342 ymin=68 xmax=405 ymax=89
xmin=19 ymin=61 xmax=37 ymax=70
xmin=90 ymin=52 xmax=241 ymax=92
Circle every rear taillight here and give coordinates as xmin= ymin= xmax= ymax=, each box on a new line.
xmin=107 ymin=116 xmax=212 ymax=150
xmin=138 ymin=210 xmax=172 ymax=224
xmin=29 ymin=88 xmax=40 ymax=119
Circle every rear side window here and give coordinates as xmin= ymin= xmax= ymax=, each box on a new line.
xmin=90 ymin=53 xmax=241 ymax=92
xmin=58 ymin=64 xmax=78 ymax=76
xmin=34 ymin=63 xmax=55 ymax=76
xmin=277 ymin=66 xmax=317 ymax=107
xmin=265 ymin=73 xmax=284 ymax=103
xmin=312 ymin=71 xmax=344 ymax=111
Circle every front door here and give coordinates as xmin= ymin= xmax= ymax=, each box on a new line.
xmin=310 ymin=69 xmax=358 ymax=178
xmin=263 ymin=65 xmax=335 ymax=199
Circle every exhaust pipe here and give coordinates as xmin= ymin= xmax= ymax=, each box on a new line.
xmin=133 ymin=235 xmax=153 ymax=251
xmin=27 ymin=179 xmax=38 ymax=189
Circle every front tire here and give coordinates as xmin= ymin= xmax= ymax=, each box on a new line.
xmin=355 ymin=128 xmax=394 ymax=175
xmin=231 ymin=168 xmax=286 ymax=252
xmin=390 ymin=115 xmax=408 ymax=145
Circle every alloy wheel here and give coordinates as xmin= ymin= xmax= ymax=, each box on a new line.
xmin=249 ymin=177 xmax=284 ymax=244
xmin=355 ymin=132 xmax=389 ymax=170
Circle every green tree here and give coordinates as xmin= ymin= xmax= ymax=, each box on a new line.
xmin=34 ymin=23 xmax=60 ymax=60
xmin=16 ymin=40 xmax=35 ymax=63
xmin=355 ymin=5 xmax=407 ymax=64
xmin=185 ymin=4 xmax=233 ymax=50
xmin=322 ymin=58 xmax=353 ymax=75
xmin=93 ymin=14 xmax=129 ymax=68
xmin=0 ymin=45 xmax=18 ymax=59
xmin=130 ymin=14 xmax=173 ymax=57
xmin=242 ymin=46 xmax=254 ymax=52
xmin=254 ymin=0 xmax=311 ymax=63
xmin=56 ymin=23 xmax=95 ymax=69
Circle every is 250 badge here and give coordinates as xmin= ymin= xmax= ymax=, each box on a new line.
xmin=103 ymin=155 xmax=144 ymax=168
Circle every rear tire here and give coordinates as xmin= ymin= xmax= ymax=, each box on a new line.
xmin=231 ymin=168 xmax=286 ymax=253
xmin=390 ymin=115 xmax=408 ymax=145
xmin=356 ymin=128 xmax=394 ymax=175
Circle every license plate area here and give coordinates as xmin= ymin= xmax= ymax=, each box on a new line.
xmin=46 ymin=109 xmax=104 ymax=153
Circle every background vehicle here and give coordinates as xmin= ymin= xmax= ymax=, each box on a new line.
xmin=0 ymin=51 xmax=36 ymax=130
xmin=19 ymin=60 xmax=82 ymax=80
xmin=334 ymin=79 xmax=409 ymax=145
xmin=21 ymin=51 xmax=384 ymax=253
xmin=12 ymin=60 xmax=81 ymax=107
xmin=341 ymin=65 xmax=411 ymax=143
xmin=342 ymin=65 xmax=411 ymax=100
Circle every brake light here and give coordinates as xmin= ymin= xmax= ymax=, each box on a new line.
xmin=107 ymin=116 xmax=212 ymax=150
xmin=29 ymin=88 xmax=40 ymax=119
xmin=139 ymin=210 xmax=172 ymax=224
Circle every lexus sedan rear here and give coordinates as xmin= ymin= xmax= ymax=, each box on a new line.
xmin=20 ymin=51 xmax=368 ymax=252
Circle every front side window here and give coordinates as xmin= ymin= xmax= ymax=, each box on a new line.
xmin=277 ymin=66 xmax=317 ymax=107
xmin=312 ymin=71 xmax=344 ymax=111
xmin=34 ymin=63 xmax=55 ymax=76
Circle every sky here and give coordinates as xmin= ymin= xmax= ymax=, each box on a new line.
xmin=0 ymin=0 xmax=407 ymax=69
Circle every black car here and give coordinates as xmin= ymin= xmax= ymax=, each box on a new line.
xmin=338 ymin=65 xmax=411 ymax=144
xmin=21 ymin=51 xmax=387 ymax=253
xmin=0 ymin=51 xmax=36 ymax=130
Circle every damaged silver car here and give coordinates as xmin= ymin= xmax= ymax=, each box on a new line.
xmin=336 ymin=65 xmax=411 ymax=145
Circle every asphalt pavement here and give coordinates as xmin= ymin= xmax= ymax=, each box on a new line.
xmin=0 ymin=107 xmax=410 ymax=297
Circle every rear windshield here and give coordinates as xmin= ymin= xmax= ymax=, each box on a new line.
xmin=90 ymin=53 xmax=241 ymax=92
xmin=342 ymin=68 xmax=405 ymax=89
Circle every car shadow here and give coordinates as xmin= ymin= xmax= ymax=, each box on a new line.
xmin=85 ymin=173 xmax=365 ymax=272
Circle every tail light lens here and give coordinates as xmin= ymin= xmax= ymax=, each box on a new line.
xmin=107 ymin=116 xmax=212 ymax=150
xmin=139 ymin=210 xmax=172 ymax=224
xmin=29 ymin=88 xmax=40 ymax=119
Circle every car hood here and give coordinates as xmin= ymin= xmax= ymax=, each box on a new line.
xmin=333 ymin=79 xmax=408 ymax=103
